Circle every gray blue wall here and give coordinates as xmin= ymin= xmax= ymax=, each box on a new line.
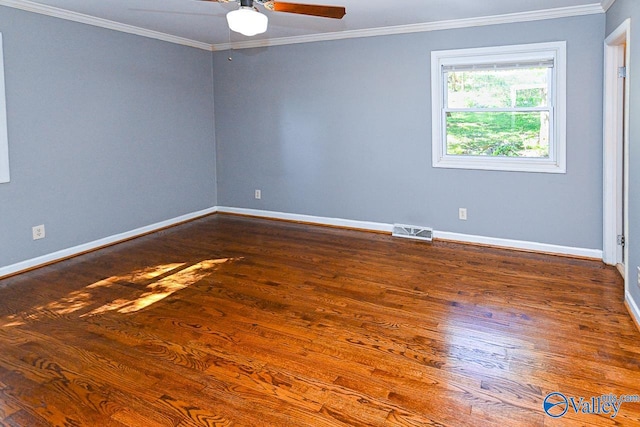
xmin=606 ymin=0 xmax=640 ymax=314
xmin=0 ymin=8 xmax=614 ymax=277
xmin=214 ymin=15 xmax=605 ymax=250
xmin=0 ymin=7 xmax=217 ymax=267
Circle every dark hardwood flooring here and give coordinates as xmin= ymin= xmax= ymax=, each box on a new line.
xmin=0 ymin=214 xmax=639 ymax=426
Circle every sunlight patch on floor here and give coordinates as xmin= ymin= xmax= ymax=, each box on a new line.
xmin=0 ymin=258 xmax=237 ymax=328
xmin=86 ymin=263 xmax=186 ymax=290
xmin=84 ymin=258 xmax=233 ymax=316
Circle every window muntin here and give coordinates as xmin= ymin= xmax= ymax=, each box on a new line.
xmin=431 ymin=42 xmax=566 ymax=173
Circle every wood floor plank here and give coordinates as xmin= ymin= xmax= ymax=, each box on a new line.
xmin=1 ymin=214 xmax=639 ymax=426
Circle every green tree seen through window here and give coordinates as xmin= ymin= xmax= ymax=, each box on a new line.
xmin=445 ymin=67 xmax=550 ymax=158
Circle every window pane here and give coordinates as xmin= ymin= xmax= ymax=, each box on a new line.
xmin=446 ymin=68 xmax=549 ymax=109
xmin=446 ymin=111 xmax=550 ymax=158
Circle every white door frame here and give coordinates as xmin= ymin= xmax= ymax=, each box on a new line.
xmin=603 ymin=18 xmax=630 ymax=282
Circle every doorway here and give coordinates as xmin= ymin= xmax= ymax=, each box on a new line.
xmin=603 ymin=19 xmax=630 ymax=283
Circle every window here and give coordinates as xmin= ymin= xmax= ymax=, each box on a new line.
xmin=431 ymin=42 xmax=566 ymax=173
xmin=0 ymin=33 xmax=8 ymax=183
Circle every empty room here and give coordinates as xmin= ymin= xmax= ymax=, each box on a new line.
xmin=1 ymin=0 xmax=639 ymax=425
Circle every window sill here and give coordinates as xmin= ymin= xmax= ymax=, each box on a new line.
xmin=432 ymin=155 xmax=566 ymax=174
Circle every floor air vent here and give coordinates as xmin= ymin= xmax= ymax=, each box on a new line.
xmin=392 ymin=224 xmax=433 ymax=242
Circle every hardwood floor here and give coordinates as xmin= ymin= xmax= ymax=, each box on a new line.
xmin=1 ymin=214 xmax=639 ymax=426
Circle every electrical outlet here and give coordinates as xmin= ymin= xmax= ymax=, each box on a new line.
xmin=458 ymin=208 xmax=467 ymax=221
xmin=637 ymin=267 xmax=640 ymax=288
xmin=255 ymin=189 xmax=261 ymax=200
xmin=32 ymin=224 xmax=45 ymax=240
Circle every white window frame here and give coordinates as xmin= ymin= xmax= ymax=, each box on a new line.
xmin=0 ymin=33 xmax=9 ymax=183
xmin=431 ymin=41 xmax=566 ymax=173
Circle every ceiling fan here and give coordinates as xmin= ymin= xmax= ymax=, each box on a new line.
xmin=201 ymin=0 xmax=346 ymax=36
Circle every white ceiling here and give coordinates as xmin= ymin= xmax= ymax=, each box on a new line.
xmin=1 ymin=0 xmax=611 ymax=50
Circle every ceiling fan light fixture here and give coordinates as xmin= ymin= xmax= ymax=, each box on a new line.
xmin=226 ymin=6 xmax=268 ymax=36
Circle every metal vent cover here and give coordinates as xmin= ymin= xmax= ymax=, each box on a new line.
xmin=392 ymin=224 xmax=433 ymax=242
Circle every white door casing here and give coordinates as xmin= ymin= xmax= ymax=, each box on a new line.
xmin=603 ymin=19 xmax=630 ymax=283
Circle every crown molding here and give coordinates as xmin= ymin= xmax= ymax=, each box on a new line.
xmin=0 ymin=0 xmax=604 ymax=52
xmin=0 ymin=0 xmax=213 ymax=51
xmin=215 ymin=3 xmax=604 ymax=51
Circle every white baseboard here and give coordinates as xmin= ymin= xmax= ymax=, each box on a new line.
xmin=626 ymin=291 xmax=640 ymax=330
xmin=216 ymin=206 xmax=603 ymax=259
xmin=216 ymin=206 xmax=393 ymax=233
xmin=434 ymin=231 xmax=603 ymax=259
xmin=2 ymin=205 xmax=605 ymax=279
xmin=0 ymin=206 xmax=218 ymax=279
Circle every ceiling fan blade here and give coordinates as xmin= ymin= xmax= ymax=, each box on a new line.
xmin=267 ymin=2 xmax=346 ymax=19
